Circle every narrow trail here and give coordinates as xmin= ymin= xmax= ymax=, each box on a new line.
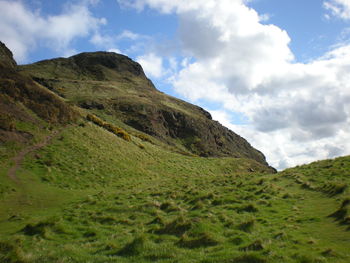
xmin=7 ymin=130 xmax=60 ymax=183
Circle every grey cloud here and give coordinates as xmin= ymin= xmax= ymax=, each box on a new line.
xmin=252 ymin=95 xmax=347 ymax=142
xmin=294 ymin=99 xmax=347 ymax=127
xmin=252 ymin=108 xmax=289 ymax=132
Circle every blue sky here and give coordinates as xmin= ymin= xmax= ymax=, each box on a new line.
xmin=249 ymin=0 xmax=346 ymax=61
xmin=1 ymin=0 xmax=350 ymax=169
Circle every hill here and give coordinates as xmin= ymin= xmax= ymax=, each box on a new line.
xmin=1 ymin=41 xmax=350 ymax=262
xmin=19 ymin=51 xmax=270 ymax=165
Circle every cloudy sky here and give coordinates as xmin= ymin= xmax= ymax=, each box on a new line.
xmin=1 ymin=0 xmax=350 ymax=169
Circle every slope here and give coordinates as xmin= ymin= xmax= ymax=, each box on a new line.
xmin=1 ymin=119 xmax=350 ymax=262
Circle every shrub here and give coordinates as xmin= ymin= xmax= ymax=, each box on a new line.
xmin=86 ymin=114 xmax=104 ymax=126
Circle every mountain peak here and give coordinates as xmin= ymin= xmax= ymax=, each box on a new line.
xmin=70 ymin=51 xmax=147 ymax=78
xmin=27 ymin=51 xmax=149 ymax=82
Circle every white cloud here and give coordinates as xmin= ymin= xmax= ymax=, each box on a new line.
xmin=121 ymin=0 xmax=350 ymax=170
xmin=324 ymin=0 xmax=350 ymax=20
xmin=90 ymin=32 xmax=115 ymax=47
xmin=108 ymin=48 xmax=122 ymax=54
xmin=136 ymin=53 xmax=164 ymax=78
xmin=117 ymin=30 xmax=142 ymax=41
xmin=0 ymin=0 xmax=106 ymax=62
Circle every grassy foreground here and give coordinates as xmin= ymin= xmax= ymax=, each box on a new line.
xmin=0 ymin=119 xmax=350 ymax=263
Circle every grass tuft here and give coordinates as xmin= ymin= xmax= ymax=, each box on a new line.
xmin=238 ymin=219 xmax=255 ymax=233
xmin=237 ymin=204 xmax=259 ymax=213
xmin=240 ymin=240 xmax=265 ymax=251
xmin=156 ymin=216 xmax=193 ymax=236
xmin=320 ymin=182 xmax=347 ymax=196
xmin=177 ymin=232 xmax=219 ymax=248
xmin=329 ymin=197 xmax=350 ymax=225
xmin=117 ymin=235 xmax=146 ymax=256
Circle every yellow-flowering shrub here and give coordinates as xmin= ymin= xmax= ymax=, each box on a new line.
xmin=86 ymin=114 xmax=105 ymax=126
xmin=86 ymin=114 xmax=131 ymax=142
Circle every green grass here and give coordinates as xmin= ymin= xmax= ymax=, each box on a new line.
xmin=1 ymin=118 xmax=350 ymax=262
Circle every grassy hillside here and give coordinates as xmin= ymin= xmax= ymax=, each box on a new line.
xmin=1 ymin=115 xmax=350 ymax=262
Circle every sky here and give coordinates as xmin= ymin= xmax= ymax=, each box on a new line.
xmin=1 ymin=0 xmax=350 ymax=170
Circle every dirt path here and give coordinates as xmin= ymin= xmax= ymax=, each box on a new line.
xmin=7 ymin=130 xmax=60 ymax=182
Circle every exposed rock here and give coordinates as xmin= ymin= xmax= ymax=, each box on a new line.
xmin=0 ymin=41 xmax=16 ymax=68
xmin=0 ymin=41 xmax=76 ymax=127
